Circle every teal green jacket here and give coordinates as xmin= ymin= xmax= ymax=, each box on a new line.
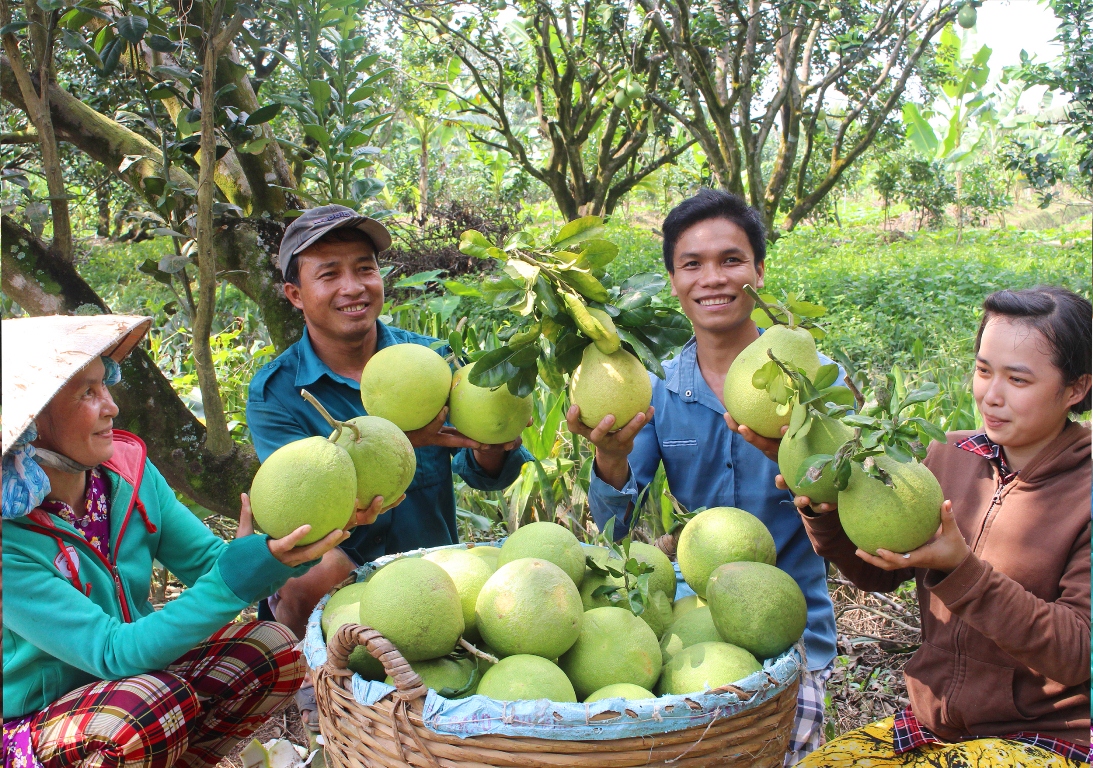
xmin=2 ymin=431 xmax=306 ymax=719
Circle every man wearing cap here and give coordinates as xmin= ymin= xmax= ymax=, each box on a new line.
xmin=246 ymin=205 xmax=532 ymax=641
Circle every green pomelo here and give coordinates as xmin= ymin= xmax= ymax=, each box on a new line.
xmin=250 ymin=436 xmax=356 ymax=545
xmin=628 ymin=542 xmax=676 ymax=603
xmin=585 ymin=683 xmax=656 ymax=703
xmin=838 ymin=455 xmax=943 ymax=555
xmin=467 ymin=545 xmax=500 ymax=571
xmin=477 ymin=655 xmax=576 ymax=702
xmin=360 ymin=343 xmax=452 ymax=431
xmin=723 ymin=325 xmax=821 ymax=438
xmin=385 ymin=656 xmax=478 ymax=698
xmin=677 ymin=507 xmax=777 ymax=597
xmin=499 ymin=522 xmax=586 ymax=587
xmin=559 ymin=606 xmax=662 ymax=700
xmin=449 ymin=362 xmax=534 ymax=444
xmin=424 ymin=549 xmax=494 ymax=641
xmin=334 ymin=415 xmax=416 ymax=507
xmin=777 ymin=412 xmax=853 ymax=504
xmin=656 ymin=641 xmax=762 ymax=695
xmin=570 ymin=345 xmax=652 ymax=429
xmin=579 ymin=569 xmax=624 ymax=611
xmin=639 ymin=590 xmax=673 ymax=639
xmin=671 ymin=594 xmax=706 ymax=622
xmin=476 ymin=558 xmax=583 ymax=658
xmin=358 ymin=557 xmax=464 ymax=661
xmin=347 ymin=647 xmax=386 ymax=680
xmin=321 ymin=582 xmax=370 ymax=637
xmin=706 ymin=561 xmax=807 ymax=660
xmin=660 ymin=606 xmax=721 ymax=664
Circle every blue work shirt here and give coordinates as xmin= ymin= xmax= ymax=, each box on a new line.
xmin=246 ymin=322 xmax=531 ymax=565
xmin=587 ymin=336 xmax=838 ymax=671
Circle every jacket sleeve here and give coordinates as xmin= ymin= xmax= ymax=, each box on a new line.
xmin=587 ymin=415 xmax=663 ymax=539
xmin=923 ymin=523 xmax=1091 ymax=686
xmin=5 ymin=543 xmax=259 ymax=681
xmin=147 ymin=460 xmax=305 ymax=600
xmin=798 ymin=509 xmax=916 ymax=593
xmin=452 ymin=445 xmax=532 ymax=491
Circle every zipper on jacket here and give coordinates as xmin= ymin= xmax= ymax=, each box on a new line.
xmin=26 ymin=523 xmax=134 ymax=622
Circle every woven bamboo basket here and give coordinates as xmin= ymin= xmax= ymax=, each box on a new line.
xmin=314 ymin=622 xmax=800 ymax=768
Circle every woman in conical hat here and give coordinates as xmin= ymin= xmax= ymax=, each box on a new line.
xmin=2 ymin=315 xmax=351 ymax=768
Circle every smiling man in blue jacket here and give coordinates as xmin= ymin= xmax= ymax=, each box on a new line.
xmin=568 ymin=189 xmax=837 ymax=766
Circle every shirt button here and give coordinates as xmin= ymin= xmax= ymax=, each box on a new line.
xmin=684 ymin=390 xmax=692 ymax=397
xmin=726 ymin=462 xmax=732 ymax=468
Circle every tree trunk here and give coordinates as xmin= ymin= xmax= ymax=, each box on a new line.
xmin=96 ymin=177 xmax=110 ymax=237
xmin=1 ymin=215 xmax=257 ymax=517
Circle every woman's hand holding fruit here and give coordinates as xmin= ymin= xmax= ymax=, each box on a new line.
xmin=237 ymin=492 xmax=349 ymax=567
xmin=774 ymin=474 xmax=839 ymax=515
xmin=854 ymin=501 xmax=970 ymax=573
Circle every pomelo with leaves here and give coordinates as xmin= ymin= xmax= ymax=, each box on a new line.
xmin=724 ymin=287 xmax=826 ymax=438
xmin=804 ymin=366 xmax=948 ymax=554
xmin=449 ymin=360 xmax=533 ymax=444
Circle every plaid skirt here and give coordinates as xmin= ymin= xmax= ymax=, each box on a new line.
xmin=3 ymin=621 xmax=305 ymax=768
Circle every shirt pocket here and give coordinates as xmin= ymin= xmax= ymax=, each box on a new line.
xmin=660 ymin=438 xmax=699 ymax=450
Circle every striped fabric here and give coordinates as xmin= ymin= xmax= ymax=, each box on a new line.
xmin=13 ymin=621 xmax=304 ymax=768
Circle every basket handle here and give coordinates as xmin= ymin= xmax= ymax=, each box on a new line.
xmin=324 ymin=622 xmax=428 ymax=702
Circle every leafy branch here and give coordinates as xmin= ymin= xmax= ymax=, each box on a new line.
xmin=586 ymin=517 xmax=657 ymax=617
xmin=446 ymin=216 xmax=692 ymax=397
xmin=744 ymin=284 xmax=827 ymax=338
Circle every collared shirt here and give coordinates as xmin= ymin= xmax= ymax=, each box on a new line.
xmin=246 ymin=322 xmax=531 ymax=565
xmin=39 ymin=468 xmax=111 ymax=561
xmin=954 ymin=433 xmax=1019 ymax=485
xmin=587 ymin=336 xmax=838 ymax=671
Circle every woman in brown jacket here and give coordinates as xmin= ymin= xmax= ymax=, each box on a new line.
xmin=794 ymin=286 xmax=1091 ymax=768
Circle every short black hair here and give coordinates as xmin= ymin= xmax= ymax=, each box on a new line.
xmin=974 ymin=286 xmax=1092 ymax=414
xmin=283 ymin=227 xmax=376 ymax=287
xmin=661 ymin=189 xmax=766 ymax=273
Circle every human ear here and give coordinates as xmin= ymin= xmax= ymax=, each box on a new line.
xmin=755 ymin=260 xmax=765 ymax=289
xmin=1063 ymin=374 xmax=1092 ymax=411
xmin=283 ymin=281 xmax=304 ymax=310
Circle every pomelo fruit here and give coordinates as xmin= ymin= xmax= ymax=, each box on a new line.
xmin=585 ymin=683 xmax=655 ymax=702
xmin=250 ymin=436 xmax=356 ymax=545
xmin=334 ymin=415 xmax=417 ymax=507
xmin=706 ymin=561 xmax=807 ymax=659
xmin=629 ymin=541 xmax=676 ymax=603
xmin=386 ymin=656 xmax=478 ymax=698
xmin=360 ymin=343 xmax=452 ymax=430
xmin=449 ymin=362 xmax=534 ymax=444
xmin=777 ymin=412 xmax=853 ymax=504
xmin=347 ymin=647 xmax=386 ymax=680
xmin=424 ymin=549 xmax=494 ymax=641
xmin=677 ymin=507 xmax=777 ymax=597
xmin=322 ymin=597 xmax=386 ymax=680
xmin=957 ymin=3 xmax=977 ymax=28
xmin=570 ymin=345 xmax=652 ymax=429
xmin=477 ymin=655 xmax=576 ymax=702
xmin=671 ymin=594 xmax=706 ymax=622
xmin=639 ymin=590 xmax=673 ymax=639
xmin=476 ymin=558 xmax=583 ymax=659
xmin=467 ymin=545 xmax=500 ymax=571
xmin=660 ymin=606 xmax=721 ymax=664
xmin=656 ymin=641 xmax=762 ymax=695
xmin=579 ymin=568 xmax=624 ymax=611
xmin=724 ymin=325 xmax=821 ymax=438
xmin=559 ymin=607 xmax=662 ymax=700
xmin=838 ymin=455 xmax=943 ymax=555
xmin=499 ymin=521 xmax=586 ymax=587
xmin=358 ymin=557 xmax=464 ymax=661
xmin=321 ymin=581 xmax=370 ymax=636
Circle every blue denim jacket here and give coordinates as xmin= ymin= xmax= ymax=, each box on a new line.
xmin=247 ymin=322 xmax=531 ymax=565
xmin=587 ymin=336 xmax=837 ymax=671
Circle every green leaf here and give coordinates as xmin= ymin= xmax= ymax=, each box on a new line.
xmin=553 ymin=331 xmax=590 ymax=373
xmin=616 ymin=328 xmax=664 ymax=379
xmin=506 ymin=364 xmax=538 ymax=397
xmin=99 ymin=36 xmax=123 ymax=75
xmin=395 ymin=269 xmax=443 ymax=288
xmin=576 ymin=239 xmax=619 ymax=269
xmin=444 ymin=281 xmax=482 ymax=297
xmin=884 ymin=443 xmax=913 ymax=463
xmin=246 ymin=102 xmax=283 ymax=125
xmin=158 ymin=253 xmax=189 ymax=274
xmin=61 ymin=29 xmax=102 ymax=68
xmin=458 ymin=230 xmax=495 ymax=259
xmin=0 ymin=21 xmax=30 ymax=35
xmin=616 ymin=273 xmax=666 ymax=310
xmin=808 ymin=326 xmax=826 ymax=341
xmin=468 ymin=345 xmax=530 ymax=388
xmin=752 ymin=360 xmax=780 ymax=389
xmin=896 ymin=383 xmax=939 ymax=413
xmin=907 ymin=417 xmax=947 ymax=445
xmin=145 ymin=34 xmax=179 ymax=53
xmin=36 ymin=0 xmax=65 ymax=11
xmin=786 ymin=298 xmax=826 ymax=318
xmin=302 ymin=124 xmax=331 ymax=148
xmin=788 ymin=402 xmax=807 ymax=437
xmin=116 ymin=15 xmax=149 ymax=44
xmin=752 ymin=307 xmax=774 ymax=329
xmin=813 ymin=364 xmax=840 ymax=390
xmin=902 ymin=102 xmax=939 ymax=158
xmin=551 ymin=215 xmax=604 ymax=249
xmin=819 ymin=386 xmax=856 ymax=408
xmin=558 ymin=269 xmax=609 ymax=303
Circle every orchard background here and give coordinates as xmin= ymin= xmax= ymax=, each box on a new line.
xmin=2 ymin=0 xmax=1089 ymax=750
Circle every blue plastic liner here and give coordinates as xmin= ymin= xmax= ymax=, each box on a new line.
xmin=302 ymin=542 xmax=803 ymax=741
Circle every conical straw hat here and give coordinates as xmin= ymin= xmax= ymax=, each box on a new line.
xmin=2 ymin=314 xmax=152 ymax=457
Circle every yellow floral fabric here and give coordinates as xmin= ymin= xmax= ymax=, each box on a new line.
xmin=797 ymin=717 xmax=1090 ymax=768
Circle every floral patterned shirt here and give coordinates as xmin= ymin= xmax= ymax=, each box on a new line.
xmin=39 ymin=468 xmax=111 ymax=560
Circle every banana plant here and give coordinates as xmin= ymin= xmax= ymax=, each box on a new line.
xmin=447 ymin=216 xmax=692 ymax=396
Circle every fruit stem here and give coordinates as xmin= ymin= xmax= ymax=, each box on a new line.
xmin=743 ymin=284 xmax=784 ymax=327
xmin=458 ymin=638 xmax=499 ymax=664
xmin=301 ymin=389 xmax=359 ymax=442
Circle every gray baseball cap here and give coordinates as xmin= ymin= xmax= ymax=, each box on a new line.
xmin=278 ymin=205 xmax=392 ymax=278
